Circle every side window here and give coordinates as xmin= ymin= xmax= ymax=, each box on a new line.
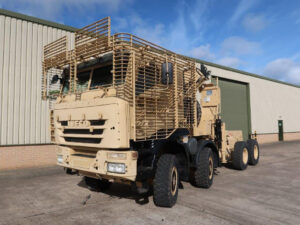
xmin=61 ymin=68 xmax=69 ymax=94
xmin=62 ymin=79 xmax=69 ymax=94
xmin=135 ymin=62 xmax=159 ymax=95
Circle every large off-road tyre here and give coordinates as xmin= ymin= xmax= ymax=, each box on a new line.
xmin=192 ymin=147 xmax=214 ymax=188
xmin=232 ymin=141 xmax=249 ymax=170
xmin=153 ymin=154 xmax=179 ymax=208
xmin=247 ymin=139 xmax=259 ymax=165
xmin=85 ymin=177 xmax=112 ymax=191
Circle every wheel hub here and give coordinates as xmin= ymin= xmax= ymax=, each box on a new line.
xmin=242 ymin=148 xmax=248 ymax=164
xmin=209 ymin=156 xmax=213 ymax=179
xmin=254 ymin=145 xmax=259 ymax=160
xmin=171 ymin=167 xmax=178 ymax=196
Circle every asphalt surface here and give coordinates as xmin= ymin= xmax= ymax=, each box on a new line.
xmin=0 ymin=140 xmax=299 ymax=225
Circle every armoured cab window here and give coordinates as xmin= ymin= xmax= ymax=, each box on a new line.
xmin=61 ymin=69 xmax=70 ymax=95
xmin=136 ymin=62 xmax=158 ymax=95
xmin=90 ymin=65 xmax=113 ymax=89
xmin=76 ymin=70 xmax=90 ymax=92
xmin=62 ymin=78 xmax=69 ymax=95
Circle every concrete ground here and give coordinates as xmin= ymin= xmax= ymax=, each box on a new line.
xmin=0 ymin=141 xmax=299 ymax=225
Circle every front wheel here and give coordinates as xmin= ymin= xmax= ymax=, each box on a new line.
xmin=153 ymin=154 xmax=179 ymax=207
xmin=191 ymin=147 xmax=214 ymax=188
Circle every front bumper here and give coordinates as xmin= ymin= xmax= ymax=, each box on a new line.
xmin=57 ymin=146 xmax=137 ymax=181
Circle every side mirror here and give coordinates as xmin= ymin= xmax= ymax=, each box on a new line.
xmin=201 ymin=64 xmax=211 ymax=79
xmin=51 ymin=74 xmax=59 ymax=84
xmin=161 ymin=62 xmax=173 ymax=85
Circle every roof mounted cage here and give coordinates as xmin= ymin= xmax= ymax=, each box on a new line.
xmin=75 ymin=17 xmax=111 ymax=61
xmin=42 ymin=17 xmax=111 ymax=100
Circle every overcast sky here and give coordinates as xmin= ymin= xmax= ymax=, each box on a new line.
xmin=1 ymin=0 xmax=300 ymax=85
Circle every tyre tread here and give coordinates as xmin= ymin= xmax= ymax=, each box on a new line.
xmin=232 ymin=141 xmax=248 ymax=170
xmin=193 ymin=147 xmax=213 ymax=188
xmin=153 ymin=154 xmax=178 ymax=207
xmin=247 ymin=139 xmax=259 ymax=165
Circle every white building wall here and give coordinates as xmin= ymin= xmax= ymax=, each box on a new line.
xmin=207 ymin=66 xmax=300 ymax=134
xmin=0 ymin=14 xmax=74 ymax=145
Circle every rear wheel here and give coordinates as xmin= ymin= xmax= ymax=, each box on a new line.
xmin=247 ymin=139 xmax=259 ymax=165
xmin=191 ymin=147 xmax=214 ymax=188
xmin=232 ymin=141 xmax=249 ymax=170
xmin=153 ymin=154 xmax=179 ymax=207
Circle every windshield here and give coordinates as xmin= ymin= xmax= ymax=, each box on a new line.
xmin=62 ymin=80 xmax=69 ymax=94
xmin=76 ymin=70 xmax=90 ymax=92
xmin=60 ymin=64 xmax=114 ymax=94
xmin=90 ymin=65 xmax=112 ymax=89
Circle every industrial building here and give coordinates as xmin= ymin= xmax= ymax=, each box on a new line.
xmin=0 ymin=9 xmax=299 ymax=169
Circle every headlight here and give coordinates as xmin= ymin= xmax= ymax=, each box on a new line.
xmin=107 ymin=163 xmax=126 ymax=174
xmin=57 ymin=155 xmax=63 ymax=164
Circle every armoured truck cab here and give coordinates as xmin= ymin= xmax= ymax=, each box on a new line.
xmin=43 ymin=17 xmax=260 ymax=207
xmin=54 ymin=95 xmax=137 ymax=181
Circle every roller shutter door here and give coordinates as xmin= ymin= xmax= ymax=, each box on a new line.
xmin=214 ymin=77 xmax=251 ymax=141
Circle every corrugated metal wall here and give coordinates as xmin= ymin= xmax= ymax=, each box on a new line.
xmin=0 ymin=15 xmax=73 ymax=145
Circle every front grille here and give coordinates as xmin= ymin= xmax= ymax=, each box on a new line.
xmin=63 ymin=129 xmax=103 ymax=135
xmin=59 ymin=119 xmax=106 ymax=145
xmin=90 ymin=120 xmax=105 ymax=126
xmin=60 ymin=121 xmax=68 ymax=126
xmin=64 ymin=137 xmax=101 ymax=144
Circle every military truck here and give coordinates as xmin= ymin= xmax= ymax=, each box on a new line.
xmin=42 ymin=17 xmax=259 ymax=207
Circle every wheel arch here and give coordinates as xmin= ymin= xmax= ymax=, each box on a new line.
xmin=158 ymin=140 xmax=191 ymax=181
xmin=196 ymin=140 xmax=220 ymax=167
